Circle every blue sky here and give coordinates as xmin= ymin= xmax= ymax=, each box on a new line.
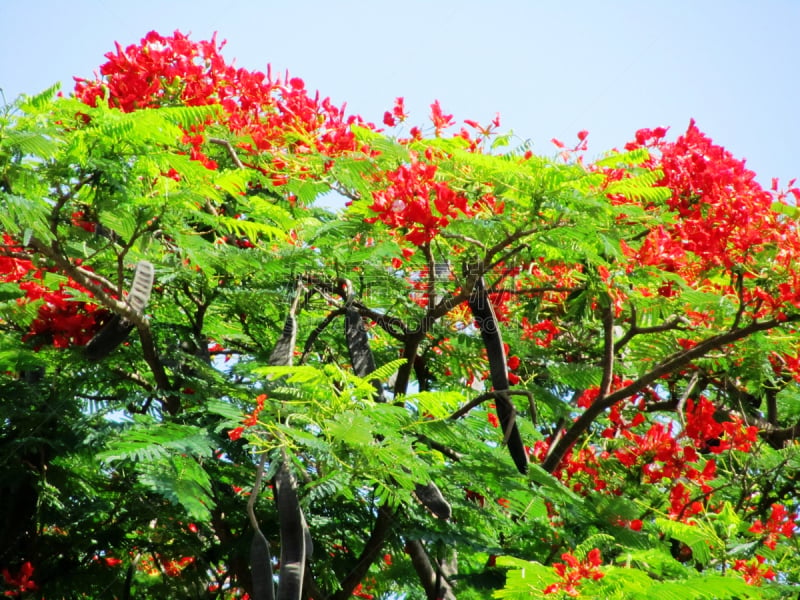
xmin=2 ymin=1 xmax=798 ymax=186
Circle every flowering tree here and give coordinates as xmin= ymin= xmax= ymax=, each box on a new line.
xmin=1 ymin=30 xmax=800 ymax=599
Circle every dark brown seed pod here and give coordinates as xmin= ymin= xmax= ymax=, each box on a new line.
xmin=468 ymin=275 xmax=528 ymax=474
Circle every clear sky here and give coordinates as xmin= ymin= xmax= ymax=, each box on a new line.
xmin=2 ymin=1 xmax=798 ymax=187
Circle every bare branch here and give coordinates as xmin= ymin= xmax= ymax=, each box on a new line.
xmin=483 ymin=226 xmax=540 ymax=267
xmin=615 ymin=314 xmax=688 ymax=351
xmin=405 ymin=539 xmax=456 ymax=600
xmin=439 ymin=231 xmax=486 ymax=249
xmin=331 ymin=505 xmax=395 ymax=600
xmin=329 ymin=182 xmax=361 ymax=203
xmin=299 ymin=307 xmax=346 ymax=364
xmin=449 ymin=389 xmax=535 ymax=422
xmin=208 ymin=137 xmax=246 ymax=169
xmin=75 ymin=265 xmax=117 ymax=294
xmin=598 ymin=299 xmax=615 ymax=398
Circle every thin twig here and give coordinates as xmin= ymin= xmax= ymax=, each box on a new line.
xmin=75 ymin=265 xmax=117 ymax=293
xmin=449 ymin=389 xmax=535 ymax=422
xmin=615 ymin=315 xmax=688 ymax=351
xmin=299 ymin=307 xmax=346 ymax=364
xmin=439 ymin=232 xmax=486 ymax=249
xmin=208 ymin=137 xmax=246 ymax=169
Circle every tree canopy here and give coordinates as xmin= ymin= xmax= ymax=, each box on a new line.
xmin=2 ymin=30 xmax=800 ymax=599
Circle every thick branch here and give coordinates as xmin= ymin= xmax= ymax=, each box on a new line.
xmin=31 ymin=238 xmax=176 ymax=409
xmin=137 ymin=323 xmax=177 ymax=412
xmin=331 ymin=505 xmax=395 ymax=600
xmin=542 ymin=317 xmax=795 ymax=473
xmin=31 ymin=238 xmax=146 ymax=328
xmin=483 ymin=226 xmax=540 ymax=268
xmin=303 ymin=275 xmax=409 ymax=339
xmin=598 ymin=300 xmax=615 ymax=398
xmin=405 ymin=539 xmax=456 ymax=600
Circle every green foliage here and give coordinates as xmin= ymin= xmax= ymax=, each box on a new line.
xmin=2 ymin=74 xmax=800 ymax=600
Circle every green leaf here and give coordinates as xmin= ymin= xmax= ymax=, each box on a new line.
xmin=326 ymin=411 xmax=375 ymax=447
xmin=138 ymin=454 xmax=215 ymax=522
xmin=654 ymin=518 xmax=714 ymax=566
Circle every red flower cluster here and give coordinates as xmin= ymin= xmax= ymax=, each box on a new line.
xmin=366 ymin=152 xmax=477 ymax=245
xmin=430 ymin=100 xmax=455 ymax=136
xmin=352 ymin=582 xmax=375 ymax=599
xmin=530 ymin=440 xmax=609 ymax=494
xmin=653 ymin=121 xmax=784 ymax=269
xmin=520 ymin=317 xmax=560 ymax=348
xmin=683 ymin=397 xmax=758 ymax=454
xmin=1 ymin=235 xmax=104 ymax=349
xmin=382 ymin=97 xmax=408 ymax=127
xmin=74 ymin=30 xmax=369 ymax=176
xmin=619 ymin=122 xmax=800 ymax=315
xmin=136 ymin=553 xmax=195 ymax=577
xmin=749 ymin=503 xmax=797 ymax=550
xmin=535 ymin=388 xmax=748 ymax=525
xmin=1 ymin=562 xmax=37 ymax=597
xmin=732 ymin=554 xmax=776 ymax=586
xmin=227 ymin=393 xmax=267 ymax=441
xmin=543 ymin=548 xmax=604 ymax=597
xmin=615 ymin=422 xmax=710 ymax=485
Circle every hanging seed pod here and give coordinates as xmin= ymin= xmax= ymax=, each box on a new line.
xmin=250 ymin=531 xmax=275 ymax=600
xmin=342 ymin=279 xmax=384 ymax=401
xmin=85 ymin=261 xmax=154 ymax=361
xmin=468 ymin=275 xmax=528 ymax=474
xmin=275 ymin=455 xmax=308 ymax=600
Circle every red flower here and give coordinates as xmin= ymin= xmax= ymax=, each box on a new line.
xmin=430 ymin=100 xmax=454 ymax=136
xmin=465 ymin=489 xmax=486 ymax=507
xmin=749 ymin=503 xmax=797 ymax=550
xmin=543 ymin=548 xmax=604 ymax=596
xmin=242 ymin=393 xmax=267 ymax=427
xmin=366 ymin=153 xmax=474 ymax=244
xmin=352 ymin=583 xmax=374 ymax=599
xmin=1 ymin=561 xmax=37 ymax=596
xmin=74 ymin=30 xmax=370 ymax=185
xmin=383 ymin=111 xmax=397 ymax=127
xmin=520 ymin=317 xmax=560 ymax=347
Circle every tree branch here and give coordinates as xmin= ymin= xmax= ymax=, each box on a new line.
xmin=299 ymin=307 xmax=346 ymax=364
xmin=614 ymin=312 xmax=688 ymax=352
xmin=439 ymin=231 xmax=486 ymax=249
xmin=209 ymin=137 xmax=246 ymax=169
xmin=405 ymin=539 xmax=456 ymax=600
xmin=30 ymin=238 xmax=176 ymax=410
xmin=331 ymin=505 xmax=395 ymax=600
xmin=598 ymin=299 xmax=615 ymax=398
xmin=542 ymin=316 xmax=797 ymax=473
